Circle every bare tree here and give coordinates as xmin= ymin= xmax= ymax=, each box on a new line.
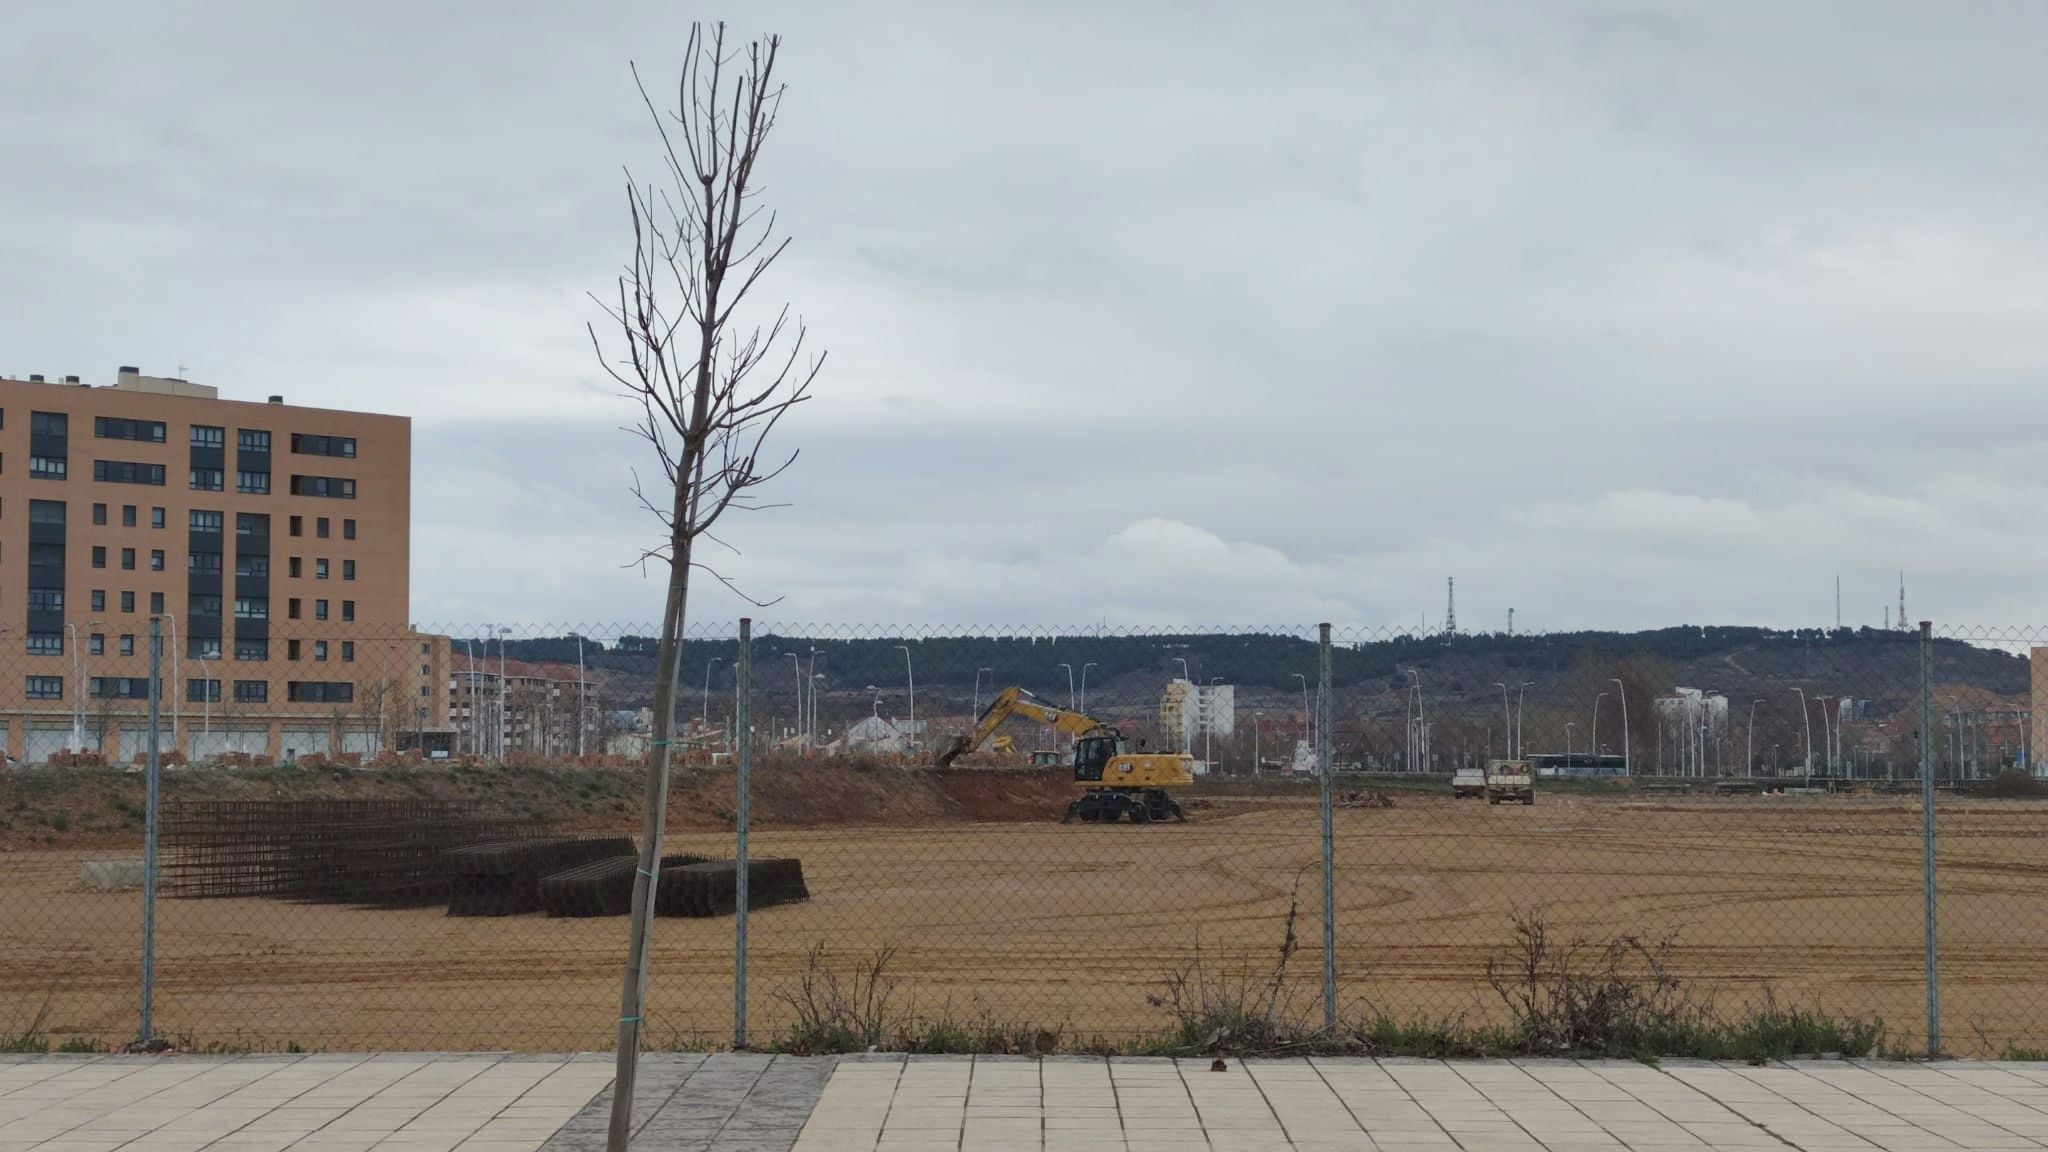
xmin=588 ymin=23 xmax=821 ymax=1150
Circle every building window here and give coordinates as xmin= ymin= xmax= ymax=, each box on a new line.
xmin=234 ymin=680 xmax=268 ymax=703
xmin=287 ymin=640 xmax=301 ymax=661
xmin=188 ymin=637 xmax=222 ymax=660
xmin=237 ymin=512 xmax=268 ymax=536
xmin=119 ymin=635 xmax=135 ymax=656
xmin=150 ymin=591 xmax=164 ymax=614
xmin=343 ymin=519 xmax=357 ymax=540
xmin=89 ymin=634 xmax=104 ymax=655
xmin=30 ymin=411 xmax=67 ymax=435
xmin=342 ymin=559 xmax=356 ymax=581
xmin=91 ymin=590 xmax=106 ymax=612
xmin=234 ymin=597 xmax=268 ymax=620
xmin=91 ymin=546 xmax=106 ymax=569
xmin=188 ymin=467 xmax=224 ymax=491
xmin=28 ymin=543 xmax=64 ymax=574
xmin=191 ymin=425 xmax=225 ymax=448
xmin=190 ymin=595 xmax=222 ymax=616
xmin=121 ymin=547 xmax=135 ymax=570
xmin=152 ymin=506 xmax=165 ymax=528
xmin=28 ymin=500 xmax=65 ymax=525
xmin=30 ymin=457 xmax=67 ymax=478
xmin=151 ymin=549 xmax=165 ymax=571
xmin=342 ymin=642 xmax=355 ymax=663
xmin=288 ymin=515 xmax=302 ymax=537
xmin=237 ymin=429 xmax=271 ymax=452
xmin=420 ymin=643 xmax=429 ymax=655
xmin=188 ymin=552 xmax=222 ymax=573
xmin=26 ymin=589 xmax=63 ymax=612
xmin=120 ymin=590 xmax=135 ymax=613
xmin=315 ymin=558 xmax=329 ymax=579
xmin=341 ymin=600 xmax=355 ymax=622
xmin=95 ymin=417 xmax=167 ymax=443
xmin=91 ymin=677 xmax=150 ymax=700
xmin=290 ymin=433 xmax=357 ymax=458
xmin=313 ymin=641 xmax=329 ymax=662
xmin=26 ymin=676 xmax=63 ymax=700
xmin=288 ymin=598 xmax=301 ymax=620
xmin=122 ymin=504 xmax=137 ymax=527
xmin=316 ymin=517 xmax=330 ymax=539
xmin=237 ymin=471 xmax=270 ymax=494
xmin=315 ymin=598 xmax=329 ymax=621
xmin=26 ymin=633 xmax=63 ymax=655
xmin=187 ymin=679 xmax=221 ymax=703
xmin=291 ymin=476 xmax=356 ymax=500
xmin=235 ymin=555 xmax=269 ymax=578
xmin=92 ymin=502 xmax=107 ymax=525
xmin=189 ymin=510 xmax=224 ymax=532
xmin=287 ymin=681 xmax=354 ymax=704
xmin=235 ymin=639 xmax=268 ymax=661
xmin=288 ymin=556 xmax=302 ymax=578
xmin=96 ymin=460 xmax=168 ymax=486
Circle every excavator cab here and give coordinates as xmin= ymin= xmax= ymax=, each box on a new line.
xmin=1072 ymin=730 xmax=1124 ymax=782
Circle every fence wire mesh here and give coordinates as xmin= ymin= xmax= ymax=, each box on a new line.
xmin=1 ymin=621 xmax=2044 ymax=1056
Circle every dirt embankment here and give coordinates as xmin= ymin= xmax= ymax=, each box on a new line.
xmin=0 ymin=760 xmax=1081 ymax=852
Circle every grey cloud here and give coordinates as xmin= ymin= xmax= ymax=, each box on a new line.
xmin=6 ymin=1 xmax=2048 ymax=629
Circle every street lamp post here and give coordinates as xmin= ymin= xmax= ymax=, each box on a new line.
xmin=808 ymin=649 xmax=823 ymax=746
xmin=1794 ymin=688 xmax=1813 ymax=781
xmin=1591 ymin=692 xmax=1606 ymax=768
xmin=1515 ymin=682 xmax=1534 ymax=759
xmin=973 ymin=668 xmax=992 ymax=720
xmin=1079 ymin=662 xmax=1097 ymax=714
xmin=702 ymin=658 xmax=721 ymax=726
xmin=1293 ymin=673 xmax=1311 ymax=758
xmin=894 ymin=645 xmax=915 ymax=749
xmin=1565 ymin=722 xmax=1576 ymax=767
xmin=786 ymin=654 xmax=803 ymax=745
xmin=497 ymin=627 xmax=511 ymax=760
xmin=1173 ymin=657 xmax=1190 ymax=683
xmin=1207 ymin=676 xmax=1225 ymax=772
xmin=1406 ymin=669 xmax=1424 ymax=771
xmin=1747 ymin=700 xmax=1762 ymax=777
xmin=1495 ymin=683 xmax=1512 ymax=761
xmin=1253 ymin=711 xmax=1262 ymax=775
xmin=1610 ymin=677 xmax=1632 ymax=776
xmin=576 ymin=635 xmax=586 ymax=758
xmin=1058 ymin=663 xmax=1074 ymax=711
xmin=162 ymin=612 xmax=179 ymax=753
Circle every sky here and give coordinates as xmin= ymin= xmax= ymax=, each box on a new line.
xmin=5 ymin=1 xmax=2047 ymax=632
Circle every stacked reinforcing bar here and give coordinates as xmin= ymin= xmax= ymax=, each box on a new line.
xmin=538 ymin=854 xmax=712 ymax=918
xmin=655 ymin=859 xmax=809 ymax=918
xmin=445 ymin=837 xmax=638 ymax=916
xmin=162 ymin=800 xmax=543 ymax=905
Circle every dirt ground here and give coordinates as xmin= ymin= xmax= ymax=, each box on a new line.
xmin=5 ymin=791 xmax=2046 ymax=1055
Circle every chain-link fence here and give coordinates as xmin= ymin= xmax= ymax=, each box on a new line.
xmin=2 ymin=621 xmax=2043 ymax=1056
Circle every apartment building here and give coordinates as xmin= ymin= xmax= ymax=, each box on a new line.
xmin=448 ymin=652 xmax=607 ymax=759
xmin=0 ymin=366 xmax=448 ymax=761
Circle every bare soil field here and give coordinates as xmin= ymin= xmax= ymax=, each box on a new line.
xmin=5 ymin=791 xmax=2046 ymax=1055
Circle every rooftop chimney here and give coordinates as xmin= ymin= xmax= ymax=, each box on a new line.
xmin=28 ymin=374 xmax=44 ymax=382
xmin=268 ymin=395 xmax=284 ymax=404
xmin=118 ymin=365 xmax=139 ymax=375
xmin=62 ymin=375 xmax=80 ymax=384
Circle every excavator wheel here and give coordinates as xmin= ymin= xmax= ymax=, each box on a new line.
xmin=1129 ymin=795 xmax=1151 ymax=824
xmin=1061 ymin=799 xmax=1080 ymax=824
xmin=1168 ymin=795 xmax=1186 ymax=822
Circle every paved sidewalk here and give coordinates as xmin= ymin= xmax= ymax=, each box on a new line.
xmin=14 ymin=1054 xmax=2048 ymax=1152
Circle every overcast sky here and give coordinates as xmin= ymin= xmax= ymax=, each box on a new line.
xmin=6 ymin=1 xmax=2047 ymax=632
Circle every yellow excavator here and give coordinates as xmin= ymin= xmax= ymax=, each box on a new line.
xmin=937 ymin=687 xmax=1193 ymax=823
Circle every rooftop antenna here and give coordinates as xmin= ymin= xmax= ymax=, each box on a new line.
xmin=1898 ymin=572 xmax=1907 ymax=631
xmin=1835 ymin=575 xmax=1841 ymax=630
xmin=1507 ymin=607 xmax=1514 ymax=637
xmin=1884 ymin=605 xmax=1891 ymax=630
xmin=1445 ymin=577 xmax=1456 ymax=638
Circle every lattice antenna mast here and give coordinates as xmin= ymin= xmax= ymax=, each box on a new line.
xmin=1445 ymin=577 xmax=1456 ymax=637
xmin=1899 ymin=573 xmax=1908 ymax=631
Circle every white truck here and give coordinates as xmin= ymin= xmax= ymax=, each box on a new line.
xmin=1452 ymin=766 xmax=1486 ymax=799
xmin=1485 ymin=759 xmax=1535 ymax=805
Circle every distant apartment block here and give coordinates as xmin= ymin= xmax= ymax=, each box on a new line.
xmin=0 ymin=366 xmax=447 ymax=761
xmin=449 ymin=652 xmax=608 ymax=759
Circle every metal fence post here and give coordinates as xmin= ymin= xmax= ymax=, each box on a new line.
xmin=1919 ymin=619 xmax=1939 ymax=1056
xmin=141 ymin=617 xmax=162 ymax=1047
xmin=1317 ymin=623 xmax=1336 ymax=1032
xmin=733 ymin=618 xmax=752 ymax=1049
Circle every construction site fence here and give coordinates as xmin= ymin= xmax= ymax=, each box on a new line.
xmin=2 ymin=620 xmax=2046 ymax=1057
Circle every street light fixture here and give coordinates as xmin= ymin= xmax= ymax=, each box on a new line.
xmin=1293 ymin=673 xmax=1311 ymax=755
xmin=1079 ymin=662 xmax=1097 ymax=714
xmin=973 ymin=668 xmax=993 ymax=720
xmin=1591 ymin=692 xmax=1606 ymax=768
xmin=1794 ymin=688 xmax=1813 ymax=781
xmin=496 ymin=626 xmax=511 ymax=760
xmin=1515 ymin=682 xmax=1534 ymax=759
xmin=1565 ymin=722 xmax=1576 ymax=766
xmin=893 ymin=645 xmax=915 ymax=747
xmin=1207 ymin=676 xmax=1225 ymax=771
xmin=1747 ymin=700 xmax=1763 ymax=777
xmin=1058 ymin=663 xmax=1075 ymax=712
xmin=702 ymin=658 xmax=722 ymax=725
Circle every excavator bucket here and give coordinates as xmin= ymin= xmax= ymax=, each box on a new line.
xmin=934 ymin=734 xmax=973 ymax=768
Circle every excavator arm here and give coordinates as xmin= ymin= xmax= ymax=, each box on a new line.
xmin=936 ymin=687 xmax=1100 ymax=766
